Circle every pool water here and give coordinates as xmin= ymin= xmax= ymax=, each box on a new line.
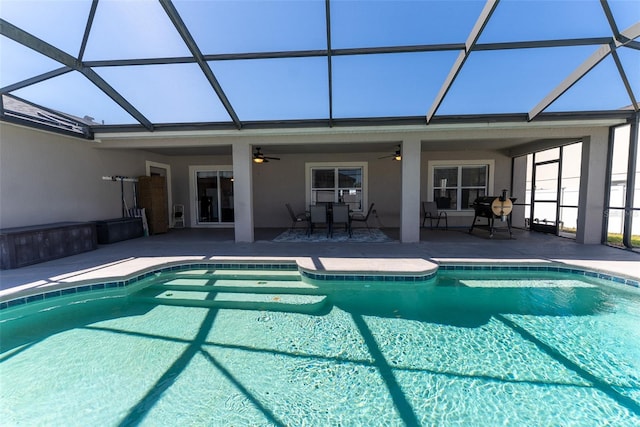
xmin=1 ymin=268 xmax=639 ymax=426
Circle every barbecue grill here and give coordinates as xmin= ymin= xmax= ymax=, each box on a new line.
xmin=469 ymin=190 xmax=517 ymax=238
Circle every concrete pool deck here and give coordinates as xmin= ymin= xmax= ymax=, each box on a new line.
xmin=1 ymin=227 xmax=639 ymax=300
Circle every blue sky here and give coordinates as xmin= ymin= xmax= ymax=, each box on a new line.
xmin=1 ymin=0 xmax=638 ymax=125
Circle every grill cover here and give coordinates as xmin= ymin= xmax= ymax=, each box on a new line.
xmin=469 ymin=192 xmax=517 ymax=238
xmin=472 ymin=196 xmax=514 ymax=218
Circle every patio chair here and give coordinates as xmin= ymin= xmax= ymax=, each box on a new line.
xmin=350 ymin=203 xmax=375 ymax=229
xmin=422 ymin=201 xmax=448 ymax=230
xmin=285 ymin=203 xmax=308 ymax=230
xmin=173 ymin=204 xmax=185 ymax=228
xmin=331 ymin=203 xmax=351 ymax=237
xmin=308 ymin=204 xmax=330 ymax=237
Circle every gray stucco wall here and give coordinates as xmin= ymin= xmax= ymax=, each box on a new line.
xmin=1 ymin=121 xmax=613 ymax=239
xmin=0 ymin=124 xmax=168 ymax=228
xmin=251 ymin=152 xmax=403 ymax=228
xmin=0 ymin=123 xmax=519 ymax=231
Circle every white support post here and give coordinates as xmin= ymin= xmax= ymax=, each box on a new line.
xmin=400 ymin=138 xmax=422 ymax=243
xmin=511 ymin=156 xmax=528 ymax=229
xmin=232 ymin=141 xmax=254 ymax=242
xmin=577 ymin=131 xmax=608 ymax=244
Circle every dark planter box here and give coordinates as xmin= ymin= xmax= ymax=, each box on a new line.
xmin=95 ymin=217 xmax=144 ymax=244
xmin=0 ymin=222 xmax=97 ymax=270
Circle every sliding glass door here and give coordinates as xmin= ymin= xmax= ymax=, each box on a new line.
xmin=189 ymin=166 xmax=234 ymax=227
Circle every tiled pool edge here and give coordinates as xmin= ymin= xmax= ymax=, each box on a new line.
xmin=298 ymin=270 xmax=437 ymax=282
xmin=0 ymin=261 xmax=298 ymax=312
xmin=437 ymin=263 xmax=640 ymax=289
xmin=2 ymin=260 xmax=638 ymax=312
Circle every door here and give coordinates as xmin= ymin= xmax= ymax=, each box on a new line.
xmin=531 ymin=160 xmax=560 ymax=234
xmin=145 ymin=161 xmax=172 ymax=227
xmin=189 ymin=166 xmax=234 ymax=227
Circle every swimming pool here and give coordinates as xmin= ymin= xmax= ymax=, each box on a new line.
xmin=1 ymin=264 xmax=639 ymax=426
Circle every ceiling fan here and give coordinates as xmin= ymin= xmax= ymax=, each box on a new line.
xmin=253 ymin=147 xmax=280 ymax=163
xmin=379 ymin=145 xmax=402 ymax=161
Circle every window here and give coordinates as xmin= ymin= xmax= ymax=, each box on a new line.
xmin=306 ymin=163 xmax=367 ymax=212
xmin=428 ymin=160 xmax=494 ymax=211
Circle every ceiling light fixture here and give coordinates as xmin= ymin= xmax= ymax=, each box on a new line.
xmin=379 ymin=145 xmax=402 ymax=161
xmin=252 ymin=147 xmax=280 ymax=164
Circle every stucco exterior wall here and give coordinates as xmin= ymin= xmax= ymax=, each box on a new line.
xmin=251 ymin=151 xmax=403 ymax=228
xmin=0 ymin=123 xmax=168 ymax=229
xmin=1 ymin=120 xmax=623 ymax=243
xmin=163 ymin=149 xmax=405 ymax=229
xmin=166 ymin=154 xmax=233 ymax=227
xmin=0 ymin=124 xmax=563 ymax=231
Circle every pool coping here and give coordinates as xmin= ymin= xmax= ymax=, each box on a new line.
xmin=1 ymin=257 xmax=638 ymax=312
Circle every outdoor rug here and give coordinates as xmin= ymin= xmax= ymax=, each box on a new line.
xmin=273 ymin=228 xmax=393 ymax=243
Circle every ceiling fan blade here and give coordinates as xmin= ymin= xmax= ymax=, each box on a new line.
xmin=253 ymin=147 xmax=280 ymax=161
xmin=379 ymin=145 xmax=401 ymax=159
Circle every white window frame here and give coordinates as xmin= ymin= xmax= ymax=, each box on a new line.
xmin=305 ymin=162 xmax=368 ymax=212
xmin=427 ymin=160 xmax=494 ymax=215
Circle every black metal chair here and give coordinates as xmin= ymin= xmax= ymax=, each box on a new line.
xmin=285 ymin=203 xmax=308 ymax=230
xmin=307 ymin=204 xmax=330 ymax=237
xmin=350 ymin=203 xmax=375 ymax=229
xmin=331 ymin=203 xmax=351 ymax=237
xmin=422 ymin=201 xmax=448 ymax=230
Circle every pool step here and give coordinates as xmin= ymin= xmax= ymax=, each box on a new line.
xmin=155 ymin=269 xmax=303 ymax=282
xmin=142 ymin=278 xmax=320 ymax=295
xmin=130 ymin=288 xmax=328 ymax=314
xmin=131 ymin=268 xmax=328 ymax=314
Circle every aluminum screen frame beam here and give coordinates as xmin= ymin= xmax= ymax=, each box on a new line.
xmin=600 ymin=0 xmax=621 ymax=39
xmin=618 ymin=22 xmax=640 ymax=50
xmin=1 ymin=0 xmax=637 ymax=132
xmin=600 ymin=1 xmax=640 ymax=50
xmin=426 ymin=0 xmax=499 ymax=124
xmin=0 ymin=18 xmax=154 ymax=131
xmin=325 ymin=0 xmax=334 ymax=126
xmin=77 ymin=0 xmax=98 ymax=61
xmin=528 ymin=21 xmax=640 ymax=121
xmin=159 ymin=0 xmax=242 ymax=130
xmin=613 ymin=23 xmax=640 ymax=111
xmin=77 ymin=38 xmax=612 ymax=68
xmin=0 ymin=67 xmax=72 ymax=93
xmin=528 ymin=44 xmax=612 ymax=121
xmin=611 ymin=49 xmax=639 ymax=112
xmin=75 ymin=37 xmax=614 ymax=70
